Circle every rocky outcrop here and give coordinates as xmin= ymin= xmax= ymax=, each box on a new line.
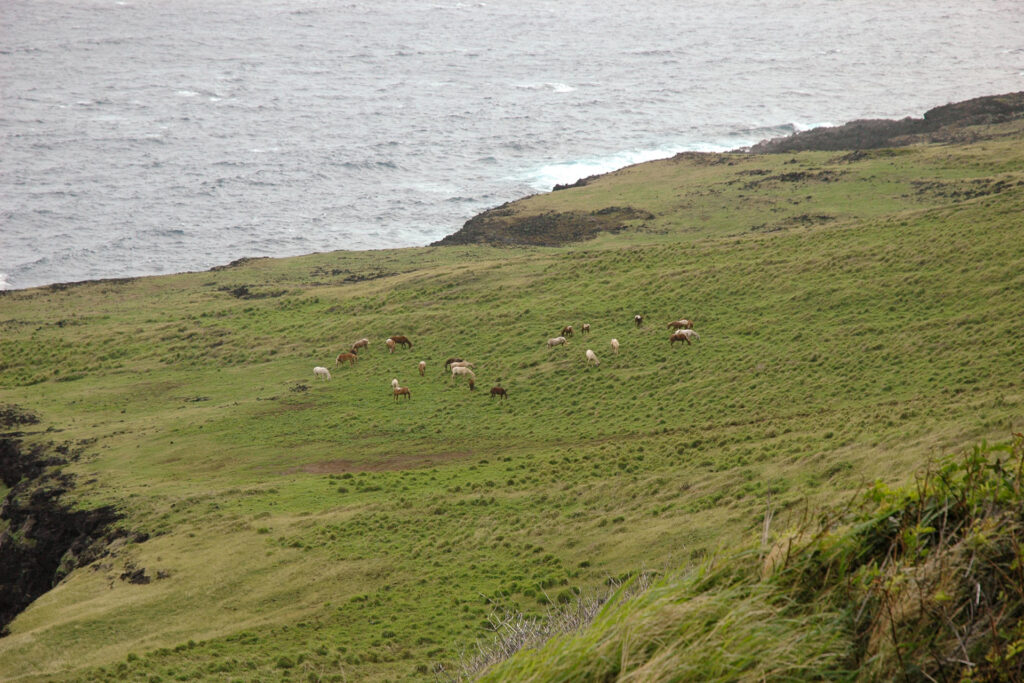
xmin=430 ymin=205 xmax=654 ymax=247
xmin=747 ymin=91 xmax=1024 ymax=153
xmin=0 ymin=415 xmax=133 ymax=636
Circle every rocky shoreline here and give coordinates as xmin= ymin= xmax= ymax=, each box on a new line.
xmin=431 ymin=91 xmax=1024 ymax=248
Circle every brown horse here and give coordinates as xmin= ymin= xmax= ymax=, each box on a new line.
xmin=581 ymin=323 xmax=590 ymax=334
xmin=634 ymin=314 xmax=643 ymax=328
xmin=667 ymin=319 xmax=694 ymax=330
xmin=393 ymin=386 xmax=411 ymax=401
xmin=669 ymin=331 xmax=693 ymax=345
xmin=351 ymin=338 xmax=370 ymax=353
xmin=335 ymin=352 xmax=357 ymax=366
xmin=389 ymin=335 xmax=413 ymax=349
xmin=490 ymin=386 xmax=507 ymax=399
xmin=561 ymin=325 xmax=574 ymax=337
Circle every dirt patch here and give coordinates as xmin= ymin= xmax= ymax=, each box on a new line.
xmin=288 ymin=451 xmax=475 ymax=474
xmin=218 ymin=284 xmax=287 ymax=299
xmin=1 ymin=404 xmax=40 ymax=431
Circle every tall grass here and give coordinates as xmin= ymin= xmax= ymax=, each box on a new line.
xmin=478 ymin=436 xmax=1024 ymax=681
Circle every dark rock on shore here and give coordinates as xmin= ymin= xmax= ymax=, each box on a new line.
xmin=430 ymin=205 xmax=653 ymax=247
xmin=747 ymin=91 xmax=1024 ymax=153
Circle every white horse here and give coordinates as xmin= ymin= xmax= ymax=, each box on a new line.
xmin=610 ymin=338 xmax=619 ymax=355
xmin=451 ymin=366 xmax=476 ymax=382
xmin=585 ymin=349 xmax=599 ymax=366
xmin=313 ymin=366 xmax=331 ymax=380
xmin=547 ymin=336 xmax=568 ymax=348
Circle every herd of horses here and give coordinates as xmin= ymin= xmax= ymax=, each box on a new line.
xmin=312 ymin=317 xmax=700 ymax=402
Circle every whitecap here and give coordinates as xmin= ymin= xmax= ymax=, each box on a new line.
xmin=176 ymin=90 xmax=199 ymax=97
xmin=522 ymin=146 xmax=688 ymax=191
xmin=513 ymin=82 xmax=576 ymax=92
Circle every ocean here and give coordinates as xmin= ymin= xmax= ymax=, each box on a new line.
xmin=2 ymin=0 xmax=1022 ymax=290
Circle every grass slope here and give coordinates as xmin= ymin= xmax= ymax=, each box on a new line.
xmin=0 ymin=119 xmax=1022 ymax=682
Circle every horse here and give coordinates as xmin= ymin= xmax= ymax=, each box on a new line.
xmin=561 ymin=325 xmax=574 ymax=337
xmin=610 ymin=338 xmax=619 ymax=354
xmin=585 ymin=349 xmax=599 ymax=366
xmin=634 ymin=314 xmax=643 ymax=328
xmin=490 ymin=386 xmax=508 ymax=399
xmin=393 ymin=386 xmax=411 ymax=401
xmin=385 ymin=338 xmax=396 ymax=354
xmin=670 ymin=329 xmax=700 ymax=345
xmin=668 ymin=319 xmax=694 ymax=330
xmin=313 ymin=366 xmax=331 ymax=380
xmin=335 ymin=352 xmax=357 ymax=366
xmin=451 ymin=366 xmax=475 ymax=382
xmin=547 ymin=336 xmax=568 ymax=348
xmin=351 ymin=338 xmax=370 ymax=353
xmin=581 ymin=323 xmax=591 ymax=334
xmin=444 ymin=357 xmax=464 ymax=372
xmin=389 ymin=335 xmax=413 ymax=349
xmin=418 ymin=361 xmax=426 ymax=376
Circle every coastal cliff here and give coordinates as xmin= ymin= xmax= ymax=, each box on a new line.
xmin=431 ymin=91 xmax=1024 ymax=247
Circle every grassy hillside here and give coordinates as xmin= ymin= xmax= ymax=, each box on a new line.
xmin=1 ymin=113 xmax=1023 ymax=681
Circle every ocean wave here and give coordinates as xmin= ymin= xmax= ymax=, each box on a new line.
xmin=521 ymin=121 xmax=842 ymax=190
xmin=0 ymin=273 xmax=11 ymax=291
xmin=522 ymin=146 xmax=688 ymax=191
xmin=513 ymin=82 xmax=577 ymax=93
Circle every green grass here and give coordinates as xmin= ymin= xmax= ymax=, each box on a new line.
xmin=480 ymin=437 xmax=1024 ymax=681
xmin=0 ymin=119 xmax=1022 ymax=681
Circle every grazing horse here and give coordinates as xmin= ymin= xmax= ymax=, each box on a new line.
xmin=393 ymin=386 xmax=411 ymax=401
xmin=335 ymin=352 xmax=357 ymax=366
xmin=444 ymin=357 xmax=464 ymax=373
xmin=610 ymin=338 xmax=620 ymax=355
xmin=668 ymin=319 xmax=694 ymax=330
xmin=581 ymin=323 xmax=591 ymax=334
xmin=351 ymin=338 xmax=370 ymax=353
xmin=389 ymin=335 xmax=413 ymax=349
xmin=451 ymin=366 xmax=475 ymax=383
xmin=450 ymin=360 xmax=475 ymax=370
xmin=547 ymin=336 xmax=568 ymax=348
xmin=634 ymin=314 xmax=643 ymax=328
xmin=490 ymin=386 xmax=508 ymax=399
xmin=467 ymin=378 xmax=476 ymax=391
xmin=670 ymin=329 xmax=700 ymax=345
xmin=418 ymin=360 xmax=426 ymax=376
xmin=585 ymin=349 xmax=599 ymax=366
xmin=313 ymin=366 xmax=331 ymax=380
xmin=561 ymin=325 xmax=574 ymax=337
xmin=385 ymin=338 xmax=396 ymax=354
